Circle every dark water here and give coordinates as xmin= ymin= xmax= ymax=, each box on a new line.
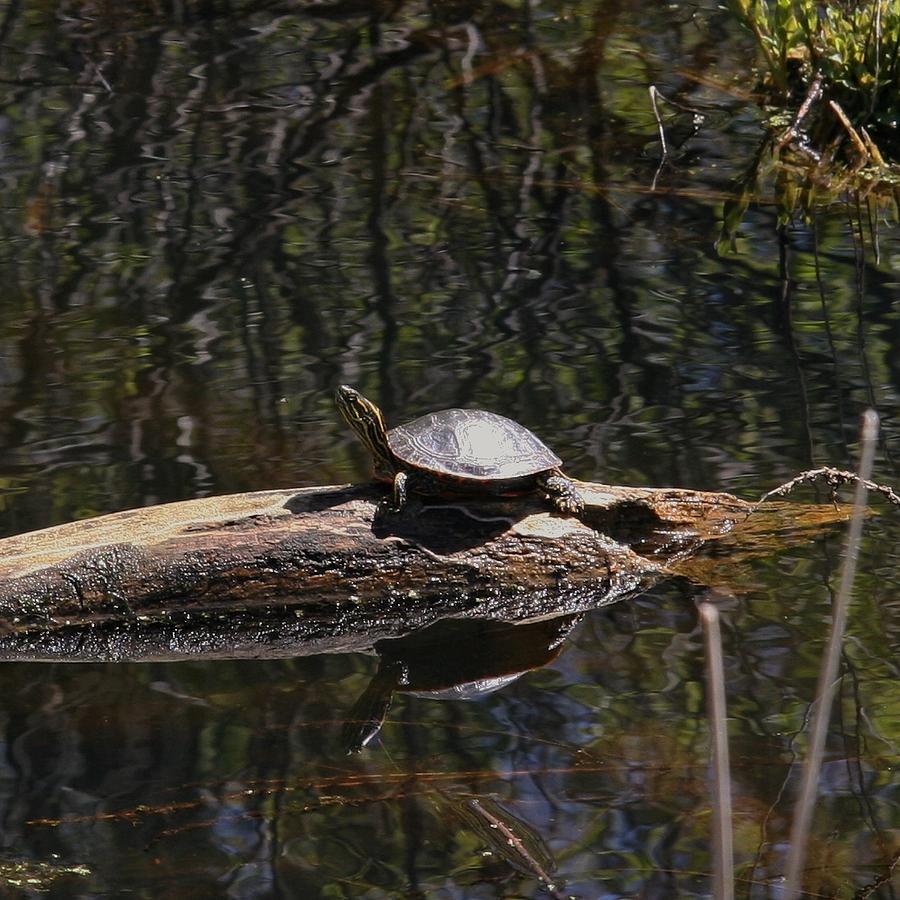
xmin=1 ymin=1 xmax=899 ymax=896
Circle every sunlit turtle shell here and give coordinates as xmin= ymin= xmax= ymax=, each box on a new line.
xmin=387 ymin=408 xmax=561 ymax=481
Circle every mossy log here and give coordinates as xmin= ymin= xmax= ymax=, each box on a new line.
xmin=0 ymin=481 xmax=853 ymax=662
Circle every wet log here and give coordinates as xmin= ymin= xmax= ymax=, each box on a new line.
xmin=0 ymin=481 xmax=854 ymax=662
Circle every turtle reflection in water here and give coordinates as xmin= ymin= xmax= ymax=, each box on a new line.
xmin=335 ymin=385 xmax=584 ymax=514
xmin=342 ymin=616 xmax=580 ymax=753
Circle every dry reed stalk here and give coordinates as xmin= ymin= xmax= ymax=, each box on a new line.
xmin=783 ymin=410 xmax=879 ymax=898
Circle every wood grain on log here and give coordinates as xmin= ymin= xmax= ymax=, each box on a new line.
xmin=0 ymin=481 xmax=853 ymax=662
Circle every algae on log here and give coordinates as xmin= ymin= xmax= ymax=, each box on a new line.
xmin=0 ymin=481 xmax=853 ymax=662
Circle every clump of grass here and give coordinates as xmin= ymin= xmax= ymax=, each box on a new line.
xmin=731 ymin=0 xmax=900 ymax=166
xmin=717 ymin=0 xmax=900 ymax=250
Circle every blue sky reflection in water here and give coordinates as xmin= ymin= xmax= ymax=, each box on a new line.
xmin=0 ymin=0 xmax=898 ymax=896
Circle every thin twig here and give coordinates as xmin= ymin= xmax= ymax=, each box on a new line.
xmin=648 ymin=85 xmax=703 ymax=191
xmin=829 ymin=99 xmax=870 ymax=170
xmin=783 ymin=410 xmax=879 ymax=899
xmin=756 ymin=466 xmax=900 ymax=509
xmin=649 ymin=85 xmax=668 ymax=191
xmin=859 ymin=126 xmax=886 ymax=168
xmin=776 ymin=71 xmax=824 ymax=154
xmin=868 ymin=0 xmax=883 ymax=119
xmin=853 ymin=845 xmax=900 ymax=899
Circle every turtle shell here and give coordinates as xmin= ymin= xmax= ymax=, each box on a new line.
xmin=387 ymin=408 xmax=561 ymax=481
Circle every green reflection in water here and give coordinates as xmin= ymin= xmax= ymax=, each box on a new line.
xmin=0 ymin=0 xmax=898 ymax=896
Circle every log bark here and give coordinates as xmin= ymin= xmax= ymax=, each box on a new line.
xmin=0 ymin=480 xmax=853 ymax=662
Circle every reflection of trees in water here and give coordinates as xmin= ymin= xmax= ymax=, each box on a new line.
xmin=0 ymin=1 xmax=895 ymax=526
xmin=0 ymin=7 xmax=897 ymax=896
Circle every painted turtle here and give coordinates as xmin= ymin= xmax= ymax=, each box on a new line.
xmin=335 ymin=385 xmax=584 ymax=514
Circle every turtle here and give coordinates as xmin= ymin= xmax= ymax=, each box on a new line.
xmin=335 ymin=385 xmax=584 ymax=514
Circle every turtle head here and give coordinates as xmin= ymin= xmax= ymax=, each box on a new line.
xmin=335 ymin=385 xmax=394 ymax=471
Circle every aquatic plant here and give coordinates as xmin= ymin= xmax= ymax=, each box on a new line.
xmin=717 ymin=1 xmax=900 ymax=253
xmin=730 ymin=0 xmax=900 ymax=165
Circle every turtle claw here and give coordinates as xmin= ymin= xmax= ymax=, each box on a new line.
xmin=553 ymin=494 xmax=585 ymax=515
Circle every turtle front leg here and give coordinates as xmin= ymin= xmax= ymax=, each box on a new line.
xmin=387 ymin=470 xmax=438 ymax=512
xmin=538 ymin=470 xmax=585 ymax=515
xmin=391 ymin=471 xmax=409 ymax=511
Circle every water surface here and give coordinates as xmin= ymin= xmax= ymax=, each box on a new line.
xmin=0 ymin=1 xmax=898 ymax=896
